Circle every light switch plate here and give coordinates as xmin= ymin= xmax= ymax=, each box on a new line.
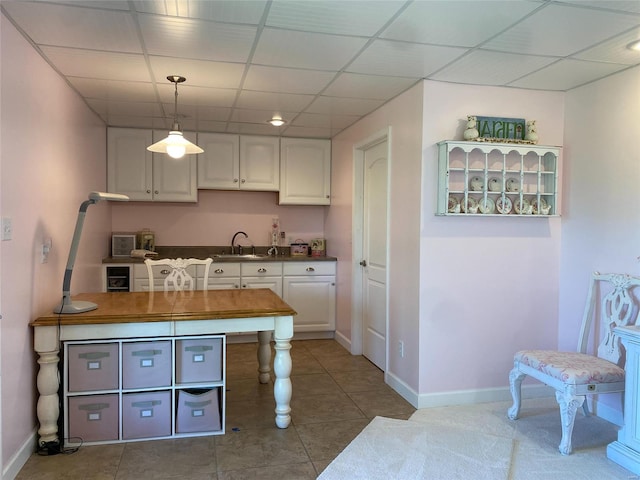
xmin=1 ymin=217 xmax=12 ymax=241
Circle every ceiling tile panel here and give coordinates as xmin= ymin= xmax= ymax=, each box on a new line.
xmin=3 ymin=2 xmax=141 ymax=52
xmin=306 ymin=96 xmax=384 ymax=116
xmin=149 ymin=57 xmax=245 ymax=89
xmin=45 ymin=1 xmax=131 ymax=10
xmin=266 ymin=0 xmax=405 ymax=36
xmin=431 ymin=50 xmax=558 ymax=85
xmin=561 ymin=1 xmax=640 ymax=14
xmin=230 ymin=108 xmax=297 ymax=125
xmin=101 ymin=115 xmax=171 ymax=129
xmin=134 ymin=0 xmax=268 ymax=23
xmin=236 ymin=91 xmax=314 ymax=112
xmin=243 ymin=65 xmax=336 ymax=94
xmin=381 ymin=0 xmax=540 ymax=46
xmin=484 ymin=3 xmax=640 ymax=56
xmin=280 ymin=125 xmax=332 ymax=138
xmin=252 ymin=27 xmax=368 ymax=70
xmin=138 ymin=14 xmax=257 ymax=62
xmin=292 ymin=112 xmax=361 ymax=130
xmin=68 ymin=78 xmax=157 ymax=102
xmin=574 ymin=27 xmax=640 ymax=65
xmin=226 ymin=122 xmax=285 ymax=135
xmin=40 ymin=47 xmax=151 ymax=81
xmin=509 ymin=59 xmax=630 ymax=90
xmin=157 ymin=84 xmax=237 ymax=107
xmin=86 ymin=99 xmax=163 ymax=117
xmin=324 ymin=73 xmax=418 ymax=100
xmin=347 ymin=39 xmax=467 ymax=77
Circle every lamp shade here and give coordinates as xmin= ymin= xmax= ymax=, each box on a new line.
xmin=146 ymin=130 xmax=204 ymax=159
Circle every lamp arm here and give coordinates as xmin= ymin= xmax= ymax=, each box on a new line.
xmin=57 ymin=199 xmax=95 ymax=309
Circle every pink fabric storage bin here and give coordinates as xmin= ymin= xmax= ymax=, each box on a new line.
xmin=122 ymin=391 xmax=171 ymax=440
xmin=67 ymin=394 xmax=119 ymax=442
xmin=122 ymin=341 xmax=172 ymax=389
xmin=175 ymin=338 xmax=223 ymax=384
xmin=175 ymin=388 xmax=221 ymax=434
xmin=67 ymin=343 xmax=119 ymax=392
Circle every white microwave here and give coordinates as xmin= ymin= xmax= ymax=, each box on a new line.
xmin=111 ymin=234 xmax=136 ymax=257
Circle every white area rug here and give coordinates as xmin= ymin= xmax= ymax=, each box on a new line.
xmin=317 ymin=416 xmax=513 ymax=480
xmin=318 ymin=399 xmax=633 ymax=480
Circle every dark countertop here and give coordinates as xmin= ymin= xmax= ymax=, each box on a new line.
xmin=103 ymin=245 xmax=336 ymax=264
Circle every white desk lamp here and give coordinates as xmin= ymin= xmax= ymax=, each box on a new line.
xmin=54 ymin=192 xmax=129 ymax=314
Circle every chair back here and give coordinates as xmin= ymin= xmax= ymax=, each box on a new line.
xmin=578 ymin=272 xmax=640 ymax=367
xmin=144 ymin=258 xmax=213 ymax=292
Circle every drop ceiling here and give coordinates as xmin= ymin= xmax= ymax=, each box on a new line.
xmin=3 ymin=0 xmax=640 ymax=139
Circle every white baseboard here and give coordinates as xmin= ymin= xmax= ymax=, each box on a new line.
xmin=334 ymin=331 xmax=351 ymax=352
xmin=416 ymin=384 xmax=554 ymax=409
xmin=385 ymin=370 xmax=420 ymax=408
xmin=3 ymin=430 xmax=36 ymax=480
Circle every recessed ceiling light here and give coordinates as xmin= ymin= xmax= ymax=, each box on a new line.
xmin=626 ymin=39 xmax=640 ymax=51
xmin=269 ymin=115 xmax=285 ymax=127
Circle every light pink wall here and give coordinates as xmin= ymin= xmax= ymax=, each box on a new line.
xmin=420 ymin=81 xmax=565 ymax=394
xmin=110 ymin=190 xmax=326 ymax=248
xmin=1 ymin=15 xmax=109 ymax=469
xmin=561 ymin=65 xmax=640 ymax=418
xmin=329 ymin=82 xmax=424 ymax=389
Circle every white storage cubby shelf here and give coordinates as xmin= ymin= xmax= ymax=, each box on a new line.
xmin=63 ymin=335 xmax=225 ymax=446
xmin=437 ymin=140 xmax=561 ymax=217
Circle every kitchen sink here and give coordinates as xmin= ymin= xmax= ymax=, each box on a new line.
xmin=211 ymin=253 xmax=269 ymax=259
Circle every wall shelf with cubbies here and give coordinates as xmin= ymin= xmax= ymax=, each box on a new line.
xmin=437 ymin=140 xmax=561 ymax=217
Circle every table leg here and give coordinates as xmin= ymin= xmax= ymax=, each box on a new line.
xmin=34 ymin=326 xmax=61 ymax=445
xmin=257 ymin=330 xmax=272 ymax=384
xmin=273 ymin=315 xmax=293 ymax=429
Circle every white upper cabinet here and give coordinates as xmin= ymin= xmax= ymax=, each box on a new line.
xmin=239 ymin=135 xmax=280 ymax=191
xmin=107 ymin=128 xmax=197 ymax=202
xmin=279 ymin=138 xmax=331 ymax=205
xmin=198 ymin=134 xmax=279 ymax=191
xmin=197 ymin=133 xmax=240 ymax=190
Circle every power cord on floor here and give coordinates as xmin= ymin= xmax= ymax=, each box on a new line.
xmin=37 ymin=439 xmax=82 ymax=456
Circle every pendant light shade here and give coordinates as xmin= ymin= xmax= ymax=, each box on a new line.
xmin=147 ymin=76 xmax=203 ymax=159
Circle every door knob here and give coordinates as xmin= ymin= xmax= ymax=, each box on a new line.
xmin=359 ymin=260 xmax=367 ymax=267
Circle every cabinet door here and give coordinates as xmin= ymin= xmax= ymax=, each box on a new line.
xmin=108 ymin=128 xmax=153 ymax=201
xmin=242 ymin=277 xmax=283 ymax=296
xmin=151 ymin=130 xmax=198 ymax=202
xmin=197 ymin=133 xmax=240 ymax=190
xmin=239 ymin=136 xmax=280 ymax=191
xmin=282 ymin=276 xmax=336 ymax=332
xmin=279 ymin=138 xmax=331 ymax=205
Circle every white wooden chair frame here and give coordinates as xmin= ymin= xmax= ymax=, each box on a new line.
xmin=144 ymin=258 xmax=212 ymax=292
xmin=508 ymin=272 xmax=640 ymax=455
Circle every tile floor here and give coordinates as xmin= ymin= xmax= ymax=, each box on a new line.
xmin=16 ymin=339 xmax=416 ymax=479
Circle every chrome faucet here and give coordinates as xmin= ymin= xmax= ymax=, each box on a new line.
xmin=231 ymin=231 xmax=248 ymax=255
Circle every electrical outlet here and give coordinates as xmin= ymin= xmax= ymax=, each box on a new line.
xmin=41 ymin=238 xmax=52 ymax=263
xmin=398 ymin=340 xmax=404 ymax=358
xmin=1 ymin=217 xmax=12 ymax=241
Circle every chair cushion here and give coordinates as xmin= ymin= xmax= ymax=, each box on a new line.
xmin=514 ymin=350 xmax=625 ymax=385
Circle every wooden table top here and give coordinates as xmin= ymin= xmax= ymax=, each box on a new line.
xmin=31 ymin=289 xmax=297 ymax=327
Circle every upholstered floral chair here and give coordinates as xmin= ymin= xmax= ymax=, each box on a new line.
xmin=508 ymin=272 xmax=640 ymax=455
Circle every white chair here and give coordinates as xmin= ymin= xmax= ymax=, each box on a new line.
xmin=144 ymin=258 xmax=212 ymax=292
xmin=508 ymin=272 xmax=640 ymax=455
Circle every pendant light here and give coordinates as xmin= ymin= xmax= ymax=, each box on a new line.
xmin=147 ymin=75 xmax=203 ymax=159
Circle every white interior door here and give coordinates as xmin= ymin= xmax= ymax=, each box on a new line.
xmin=362 ymin=140 xmax=388 ymax=370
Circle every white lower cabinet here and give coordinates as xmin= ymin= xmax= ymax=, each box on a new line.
xmin=64 ymin=336 xmax=225 ymax=446
xmin=282 ymin=262 xmax=336 ymax=332
xmin=106 ymin=260 xmax=336 ymax=333
xmin=240 ymin=262 xmax=283 ymax=296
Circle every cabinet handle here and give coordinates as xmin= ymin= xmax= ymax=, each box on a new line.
xmin=241 ymin=179 xmax=246 ymax=183
xmin=326 ymin=195 xmax=330 ymax=198
xmin=233 ymin=178 xmax=239 ymax=183
xmin=214 ymin=268 xmax=224 ymax=274
xmin=359 ymin=260 xmax=367 ymax=267
xmin=146 ymin=189 xmax=151 ymax=194
xmin=306 ymin=267 xmax=315 ymax=272
xmin=160 ymin=269 xmax=170 ymax=275
xmin=154 ymin=190 xmax=159 ymax=194
xmin=234 ymin=284 xmax=239 ymax=288
xmin=258 ymin=268 xmax=267 ymax=273
xmin=242 ymin=284 xmax=246 ymax=288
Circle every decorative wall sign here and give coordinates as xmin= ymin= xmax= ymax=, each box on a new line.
xmin=476 ymin=116 xmax=525 ymax=140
